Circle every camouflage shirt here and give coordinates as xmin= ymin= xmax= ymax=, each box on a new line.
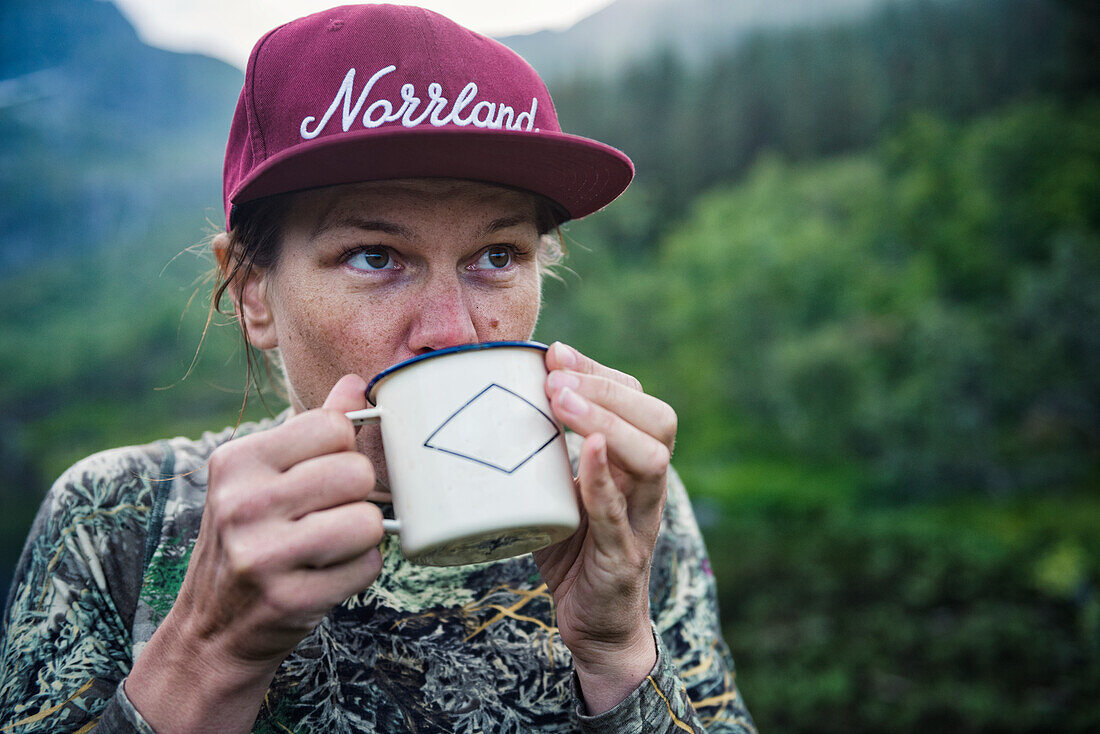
xmin=1 ymin=415 xmax=754 ymax=733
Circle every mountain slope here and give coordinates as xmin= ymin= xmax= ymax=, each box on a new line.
xmin=0 ymin=0 xmax=242 ymax=270
xmin=499 ymin=0 xmax=885 ymax=79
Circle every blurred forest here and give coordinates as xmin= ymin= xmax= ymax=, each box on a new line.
xmin=1 ymin=0 xmax=1098 ymax=731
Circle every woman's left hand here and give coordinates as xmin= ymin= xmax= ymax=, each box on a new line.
xmin=534 ymin=341 xmax=678 ymax=715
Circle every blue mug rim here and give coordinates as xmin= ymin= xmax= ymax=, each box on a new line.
xmin=366 ymin=340 xmax=549 ymax=404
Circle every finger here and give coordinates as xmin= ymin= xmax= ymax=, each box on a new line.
xmin=292 ymin=501 xmax=386 ymax=569
xmin=241 ymin=375 xmax=368 ymax=471
xmin=238 ymin=408 xmax=357 ymax=472
xmin=546 ymin=369 xmax=677 ymax=449
xmin=324 ymin=373 xmax=394 ymax=502
xmin=547 ymin=342 xmax=642 ymax=392
xmin=322 ymin=373 xmax=370 ymax=415
xmin=277 ymin=546 xmax=384 ymax=612
xmin=276 ymin=451 xmax=376 ymax=518
xmin=365 ymin=486 xmax=393 ymax=505
xmin=576 ymin=434 xmax=634 ymax=560
xmin=550 ymin=386 xmax=671 ymax=488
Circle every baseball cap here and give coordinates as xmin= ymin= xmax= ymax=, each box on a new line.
xmin=222 ymin=3 xmax=635 ymax=230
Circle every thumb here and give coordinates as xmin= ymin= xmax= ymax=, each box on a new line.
xmin=576 ymin=433 xmax=633 ymax=558
xmin=322 ymin=373 xmax=370 ymax=415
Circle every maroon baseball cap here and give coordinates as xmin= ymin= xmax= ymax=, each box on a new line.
xmin=223 ymin=4 xmax=634 ymax=230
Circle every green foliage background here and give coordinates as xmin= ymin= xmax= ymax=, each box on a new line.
xmin=2 ymin=0 xmax=1098 ymax=731
xmin=540 ymin=102 xmax=1100 ymax=730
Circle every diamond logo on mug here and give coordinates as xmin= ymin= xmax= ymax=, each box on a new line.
xmin=424 ymin=384 xmax=561 ymax=474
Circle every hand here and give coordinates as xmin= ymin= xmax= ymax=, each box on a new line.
xmin=127 ymin=374 xmax=385 ymax=733
xmin=535 ymin=343 xmax=677 ymax=714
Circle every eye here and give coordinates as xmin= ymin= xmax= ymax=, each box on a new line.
xmin=347 ymin=247 xmax=397 ymax=271
xmin=474 ymin=245 xmax=514 ymax=270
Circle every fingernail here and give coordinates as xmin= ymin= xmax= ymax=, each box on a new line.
xmin=559 ymin=386 xmax=588 ymax=416
xmin=547 ymin=370 xmax=580 ymax=392
xmin=553 ymin=342 xmax=578 ymax=369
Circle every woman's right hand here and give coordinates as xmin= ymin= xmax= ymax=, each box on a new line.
xmin=126 ymin=374 xmax=385 ymax=733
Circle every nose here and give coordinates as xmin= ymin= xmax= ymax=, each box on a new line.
xmin=407 ymin=275 xmax=479 ymax=354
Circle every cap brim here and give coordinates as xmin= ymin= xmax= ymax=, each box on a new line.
xmin=229 ymin=127 xmax=634 ymax=226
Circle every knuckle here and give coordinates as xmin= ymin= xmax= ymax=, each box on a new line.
xmin=203 ymin=482 xmax=229 ymax=519
xmin=344 ymin=501 xmax=385 ymax=548
xmin=641 ymin=441 xmax=671 ymax=478
xmin=298 ymin=408 xmax=354 ymax=447
xmin=208 ymin=440 xmax=244 ymax=480
xmin=596 ymin=375 xmax=619 ymax=404
xmin=603 ymin=490 xmax=630 ymax=526
xmin=345 ymin=453 xmax=377 ymax=495
xmin=206 ymin=474 xmax=270 ymax=526
xmin=322 ymin=409 xmax=357 ymax=446
xmin=264 ymin=581 xmax=311 ymax=618
xmin=360 ymin=498 xmax=385 ymax=530
xmin=207 ymin=445 xmax=229 ymax=478
xmin=360 ymin=547 xmax=384 ymax=585
xmin=207 ymin=438 xmax=271 ymax=503
xmin=309 ymin=453 xmax=375 ymax=502
xmin=659 ymin=404 xmax=679 ymax=445
xmin=593 ymin=408 xmax=618 ymax=436
xmin=204 ymin=480 xmax=242 ymax=524
xmin=225 ymin=535 xmax=265 ymax=580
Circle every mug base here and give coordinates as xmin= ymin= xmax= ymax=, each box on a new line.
xmin=406 ymin=525 xmax=567 ymax=566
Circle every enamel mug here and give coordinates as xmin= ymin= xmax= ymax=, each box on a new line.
xmin=346 ymin=341 xmax=580 ymax=566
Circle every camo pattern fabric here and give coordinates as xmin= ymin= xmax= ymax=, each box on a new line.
xmin=1 ymin=415 xmax=755 ymax=733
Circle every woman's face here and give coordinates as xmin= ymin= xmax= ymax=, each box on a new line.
xmin=241 ymin=178 xmax=544 ymax=420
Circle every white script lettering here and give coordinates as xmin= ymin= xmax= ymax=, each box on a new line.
xmin=300 ymin=66 xmax=539 ymax=139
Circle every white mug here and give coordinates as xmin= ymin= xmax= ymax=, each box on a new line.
xmin=346 ymin=341 xmax=580 ymax=566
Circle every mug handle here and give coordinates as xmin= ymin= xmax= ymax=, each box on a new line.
xmin=345 ymin=407 xmax=383 ymax=426
xmin=344 ymin=408 xmax=401 ymax=536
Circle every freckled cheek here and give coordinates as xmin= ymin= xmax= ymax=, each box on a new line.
xmin=309 ymin=303 xmax=384 ymax=367
xmin=279 ymin=297 xmax=380 ymax=405
xmin=491 ymin=279 xmax=541 ymax=338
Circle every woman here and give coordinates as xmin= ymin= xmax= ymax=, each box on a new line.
xmin=0 ymin=5 xmax=754 ymax=732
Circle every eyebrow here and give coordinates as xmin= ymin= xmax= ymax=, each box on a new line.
xmin=313 ymin=212 xmax=536 ymax=241
xmin=479 ymin=214 xmax=537 ymax=238
xmin=311 ymin=215 xmax=416 ymax=240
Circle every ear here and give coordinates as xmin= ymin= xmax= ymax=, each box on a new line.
xmin=214 ymin=232 xmax=279 ymax=350
xmin=213 ymin=231 xmax=233 ymax=275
